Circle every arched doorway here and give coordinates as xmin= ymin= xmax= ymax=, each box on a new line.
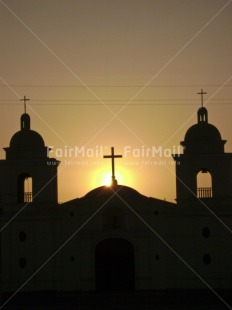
xmin=95 ymin=238 xmax=135 ymax=291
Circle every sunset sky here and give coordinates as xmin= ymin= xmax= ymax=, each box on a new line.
xmin=1 ymin=0 xmax=232 ymax=203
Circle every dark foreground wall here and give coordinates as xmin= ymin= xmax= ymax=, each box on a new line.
xmin=1 ymin=290 xmax=232 ymax=310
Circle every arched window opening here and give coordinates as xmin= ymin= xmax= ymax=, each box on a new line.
xmin=197 ymin=107 xmax=208 ymax=123
xmin=17 ymin=174 xmax=33 ymax=203
xmin=24 ymin=177 xmax=33 ymax=202
xmin=197 ymin=170 xmax=212 ymax=198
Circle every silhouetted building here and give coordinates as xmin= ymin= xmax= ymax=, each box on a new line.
xmin=0 ymin=103 xmax=232 ymax=309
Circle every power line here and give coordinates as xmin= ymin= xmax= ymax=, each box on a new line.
xmin=0 ymin=98 xmax=232 ymax=104
xmin=0 ymin=102 xmax=232 ymax=106
xmin=1 ymin=84 xmax=232 ymax=88
xmin=0 ymin=99 xmax=232 ymax=102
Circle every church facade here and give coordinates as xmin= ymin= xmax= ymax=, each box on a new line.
xmin=1 ymin=101 xmax=232 ymax=308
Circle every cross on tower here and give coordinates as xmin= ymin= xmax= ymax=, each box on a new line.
xmin=103 ymin=147 xmax=122 ymax=186
xmin=20 ymin=95 xmax=30 ymax=113
xmin=197 ymin=89 xmax=207 ymax=107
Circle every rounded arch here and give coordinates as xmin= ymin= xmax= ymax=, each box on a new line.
xmin=95 ymin=238 xmax=135 ymax=291
xmin=197 ymin=169 xmax=212 ymax=198
xmin=17 ymin=173 xmax=33 ymax=203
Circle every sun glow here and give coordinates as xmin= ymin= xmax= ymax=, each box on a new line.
xmin=91 ymin=165 xmax=135 ymax=189
xmin=103 ymin=173 xmax=112 ymax=187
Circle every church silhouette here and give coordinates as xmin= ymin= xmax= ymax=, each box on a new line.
xmin=1 ymin=94 xmax=232 ymax=309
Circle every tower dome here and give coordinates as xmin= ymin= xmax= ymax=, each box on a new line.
xmin=9 ymin=113 xmax=45 ymax=149
xmin=4 ymin=113 xmax=48 ymax=159
xmin=181 ymin=107 xmax=226 ymax=154
xmin=10 ymin=129 xmax=45 ymax=149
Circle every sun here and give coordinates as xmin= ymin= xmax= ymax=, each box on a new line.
xmin=102 ymin=173 xmax=112 ymax=187
xmin=91 ymin=166 xmax=134 ymax=189
xmin=101 ymin=171 xmax=123 ymax=187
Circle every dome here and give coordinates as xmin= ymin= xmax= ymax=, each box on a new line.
xmin=61 ymin=185 xmax=148 ymax=207
xmin=184 ymin=122 xmax=222 ymax=142
xmin=4 ymin=112 xmax=48 ymax=160
xmin=9 ymin=129 xmax=45 ymax=149
xmin=9 ymin=113 xmax=45 ymax=149
xmin=181 ymin=107 xmax=226 ymax=154
xmin=82 ymin=185 xmax=145 ymax=200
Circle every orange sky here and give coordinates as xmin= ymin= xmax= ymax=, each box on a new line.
xmin=1 ymin=0 xmax=232 ymax=203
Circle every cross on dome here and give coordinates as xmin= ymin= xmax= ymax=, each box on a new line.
xmin=197 ymin=89 xmax=207 ymax=107
xmin=20 ymin=95 xmax=30 ymax=113
xmin=103 ymin=147 xmax=122 ymax=186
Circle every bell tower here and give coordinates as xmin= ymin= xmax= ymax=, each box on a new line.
xmin=173 ymin=91 xmax=232 ymax=207
xmin=0 ymin=97 xmax=59 ymax=207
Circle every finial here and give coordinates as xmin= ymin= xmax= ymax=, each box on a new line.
xmin=20 ymin=95 xmax=30 ymax=114
xmin=197 ymin=89 xmax=207 ymax=107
